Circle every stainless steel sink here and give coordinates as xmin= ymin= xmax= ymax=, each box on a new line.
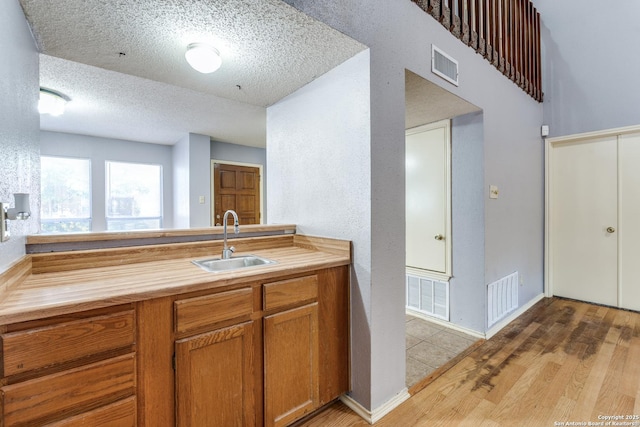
xmin=192 ymin=255 xmax=276 ymax=272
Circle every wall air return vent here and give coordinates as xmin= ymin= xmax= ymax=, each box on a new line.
xmin=431 ymin=45 xmax=459 ymax=86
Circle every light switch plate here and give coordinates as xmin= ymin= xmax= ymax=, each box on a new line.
xmin=489 ymin=185 xmax=499 ymax=199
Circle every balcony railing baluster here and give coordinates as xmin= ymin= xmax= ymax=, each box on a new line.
xmin=411 ymin=0 xmax=542 ymax=101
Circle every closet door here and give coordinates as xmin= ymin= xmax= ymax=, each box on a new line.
xmin=405 ymin=120 xmax=450 ymax=275
xmin=551 ymin=136 xmax=618 ymax=306
xmin=619 ymin=133 xmax=640 ymax=311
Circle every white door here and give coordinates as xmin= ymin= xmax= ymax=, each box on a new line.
xmin=406 ymin=120 xmax=450 ymax=275
xmin=550 ymin=137 xmax=618 ymax=306
xmin=619 ymin=133 xmax=640 ymax=311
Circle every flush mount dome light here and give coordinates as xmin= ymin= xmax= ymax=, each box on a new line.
xmin=185 ymin=43 xmax=222 ymax=74
xmin=38 ymin=88 xmax=68 ymax=116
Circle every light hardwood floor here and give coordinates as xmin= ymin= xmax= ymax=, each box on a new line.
xmin=299 ymin=298 xmax=640 ymax=426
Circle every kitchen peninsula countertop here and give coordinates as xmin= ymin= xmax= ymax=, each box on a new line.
xmin=0 ymin=228 xmax=351 ymax=325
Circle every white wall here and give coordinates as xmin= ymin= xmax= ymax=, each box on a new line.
xmin=40 ymin=131 xmax=174 ymax=229
xmin=534 ymin=0 xmax=640 ymax=137
xmin=267 ymin=50 xmax=373 ymax=405
xmin=0 ymin=0 xmax=40 ymax=273
xmin=173 ymin=133 xmax=211 ymax=228
xmin=450 ymin=112 xmax=485 ymax=331
xmin=282 ymin=0 xmax=544 ymax=411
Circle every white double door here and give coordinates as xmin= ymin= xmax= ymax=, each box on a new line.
xmin=548 ymin=130 xmax=640 ymax=311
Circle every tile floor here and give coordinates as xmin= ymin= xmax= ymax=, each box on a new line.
xmin=405 ymin=314 xmax=478 ymax=388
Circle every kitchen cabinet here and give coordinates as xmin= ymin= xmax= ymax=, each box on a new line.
xmin=263 ymin=274 xmax=319 ymax=427
xmin=0 ymin=265 xmax=348 ymax=426
xmin=264 ymin=303 xmax=319 ymax=427
xmin=0 ymin=305 xmax=137 ymax=426
xmin=175 ymin=322 xmax=254 ymax=427
xmin=173 ymin=288 xmax=255 ymax=427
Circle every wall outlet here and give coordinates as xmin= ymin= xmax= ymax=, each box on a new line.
xmin=489 ymin=185 xmax=499 ymax=199
xmin=198 ymin=196 xmax=206 ymax=204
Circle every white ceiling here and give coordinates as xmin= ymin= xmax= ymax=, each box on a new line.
xmin=19 ymin=0 xmax=366 ymax=147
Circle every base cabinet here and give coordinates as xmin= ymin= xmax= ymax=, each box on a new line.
xmin=48 ymin=265 xmax=348 ymax=427
xmin=175 ymin=322 xmax=254 ymax=427
xmin=0 ymin=306 xmax=137 ymax=426
xmin=264 ymin=304 xmax=319 ymax=427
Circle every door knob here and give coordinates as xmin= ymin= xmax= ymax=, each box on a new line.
xmin=606 ymin=227 xmax=616 ymax=234
xmin=434 ymin=234 xmax=445 ymax=241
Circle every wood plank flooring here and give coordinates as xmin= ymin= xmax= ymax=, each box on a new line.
xmin=299 ymin=298 xmax=640 ymax=426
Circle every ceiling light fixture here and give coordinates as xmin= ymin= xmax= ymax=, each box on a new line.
xmin=185 ymin=42 xmax=222 ymax=74
xmin=39 ymin=88 xmax=68 ymax=116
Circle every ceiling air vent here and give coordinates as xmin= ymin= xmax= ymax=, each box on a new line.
xmin=431 ymin=45 xmax=459 ymax=86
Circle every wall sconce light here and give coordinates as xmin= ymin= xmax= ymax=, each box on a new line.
xmin=39 ymin=88 xmax=69 ymax=116
xmin=185 ymin=43 xmax=222 ymax=74
xmin=1 ymin=193 xmax=31 ymax=242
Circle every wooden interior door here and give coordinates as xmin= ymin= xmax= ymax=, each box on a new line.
xmin=214 ymin=163 xmax=260 ymax=226
xmin=550 ymin=136 xmax=618 ymax=306
xmin=405 ymin=121 xmax=450 ymax=274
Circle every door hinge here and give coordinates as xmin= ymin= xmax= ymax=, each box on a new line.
xmin=172 ymin=353 xmax=176 ymax=371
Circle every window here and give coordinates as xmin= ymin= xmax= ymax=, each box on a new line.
xmin=40 ymin=156 xmax=92 ymax=233
xmin=106 ymin=161 xmax=162 ymax=231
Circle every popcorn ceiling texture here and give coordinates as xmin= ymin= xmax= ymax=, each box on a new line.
xmin=19 ymin=0 xmax=366 ymax=107
xmin=19 ymin=0 xmax=365 ymax=146
xmin=21 ymin=0 xmax=363 ymax=106
xmin=0 ymin=1 xmax=40 ymax=273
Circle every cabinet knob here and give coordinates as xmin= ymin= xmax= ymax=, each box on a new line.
xmin=434 ymin=234 xmax=445 ymax=241
xmin=606 ymin=227 xmax=616 ymax=234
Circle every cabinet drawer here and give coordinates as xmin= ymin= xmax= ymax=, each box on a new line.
xmin=1 ymin=353 xmax=136 ymax=426
xmin=46 ymin=396 xmax=137 ymax=427
xmin=175 ymin=288 xmax=253 ymax=334
xmin=1 ymin=310 xmax=135 ymax=376
xmin=263 ymin=275 xmax=318 ymax=311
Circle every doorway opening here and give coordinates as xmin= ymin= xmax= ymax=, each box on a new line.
xmin=404 ymin=69 xmax=481 ymax=390
xmin=211 ymin=160 xmax=264 ymax=226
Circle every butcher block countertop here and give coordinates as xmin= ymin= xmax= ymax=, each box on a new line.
xmin=0 ymin=231 xmax=351 ymax=325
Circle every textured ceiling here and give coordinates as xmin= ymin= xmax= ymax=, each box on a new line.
xmin=19 ymin=0 xmax=366 ymax=146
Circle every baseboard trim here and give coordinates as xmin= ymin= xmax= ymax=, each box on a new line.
xmin=485 ymin=293 xmax=545 ymax=339
xmin=340 ymin=389 xmax=411 ymax=424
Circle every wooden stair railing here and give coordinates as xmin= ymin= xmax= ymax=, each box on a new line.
xmin=413 ymin=0 xmax=542 ymax=102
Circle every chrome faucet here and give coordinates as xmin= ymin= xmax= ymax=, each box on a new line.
xmin=221 ymin=210 xmax=239 ymax=259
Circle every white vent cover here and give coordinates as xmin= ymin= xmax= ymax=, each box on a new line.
xmin=432 ymin=45 xmax=459 ymax=86
xmin=487 ymin=272 xmax=519 ymax=328
xmin=406 ymin=272 xmax=449 ymax=321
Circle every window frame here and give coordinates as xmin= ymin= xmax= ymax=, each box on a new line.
xmin=40 ymin=155 xmax=93 ymax=234
xmin=104 ymin=160 xmax=164 ymax=231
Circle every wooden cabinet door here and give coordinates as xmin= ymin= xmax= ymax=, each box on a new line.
xmin=175 ymin=322 xmax=254 ymax=427
xmin=264 ymin=303 xmax=319 ymax=427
